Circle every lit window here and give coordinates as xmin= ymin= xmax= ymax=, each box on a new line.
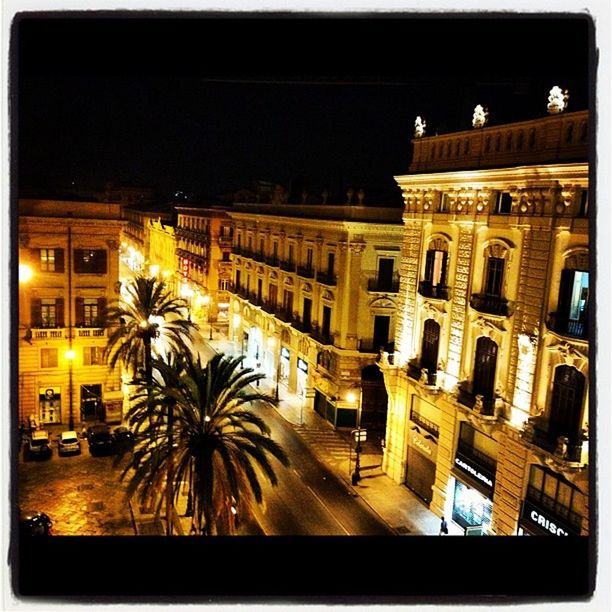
xmin=41 ymin=348 xmax=58 ymax=368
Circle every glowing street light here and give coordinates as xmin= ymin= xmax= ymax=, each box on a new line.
xmin=19 ymin=264 xmax=33 ymax=283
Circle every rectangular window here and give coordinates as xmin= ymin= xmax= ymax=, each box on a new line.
xmin=303 ymin=297 xmax=312 ymax=330
xmin=579 ymin=190 xmax=588 ymax=217
xmin=269 ymin=284 xmax=278 ymax=306
xmin=83 ymin=299 xmax=99 ymax=327
xmin=439 ymin=194 xmax=450 ymax=213
xmin=288 ymin=244 xmax=295 ymax=264
xmin=41 ymin=348 xmax=58 ymax=368
xmin=41 ymin=299 xmax=57 ymax=328
xmin=74 ymin=249 xmax=107 ymax=274
xmin=235 ymin=270 xmax=241 ymax=289
xmin=40 ymin=249 xmax=56 ymax=272
xmin=259 ymin=238 xmax=265 ymax=255
xmin=484 ymin=257 xmax=504 ymax=297
xmin=273 ymin=242 xmax=278 ymax=259
xmin=496 ymin=192 xmax=512 ymax=214
xmin=306 ymin=248 xmax=313 ymax=269
xmin=220 ymin=279 xmax=229 ymax=291
xmin=83 ymin=347 xmax=103 ymax=366
xmin=569 ymin=271 xmax=589 ymax=321
xmin=327 ymin=252 xmax=335 ymax=275
xmin=283 ymin=290 xmax=293 ymax=313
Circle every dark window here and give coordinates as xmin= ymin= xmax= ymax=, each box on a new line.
xmin=373 ymin=315 xmax=390 ymax=349
xmin=269 ymin=284 xmax=278 ymax=306
xmin=496 ymin=192 xmax=512 ymax=214
xmin=484 ymin=257 xmax=504 ymax=297
xmin=235 ymin=270 xmax=241 ymax=290
xmin=222 ymin=252 xmax=231 ymax=262
xmin=283 ymin=290 xmax=293 ymax=313
xmin=39 ymin=248 xmax=64 ymax=272
xmin=322 ymin=306 xmax=331 ymax=337
xmin=556 ymin=268 xmax=589 ymax=335
xmin=74 ymin=249 xmax=107 ymax=274
xmin=421 ymin=319 xmax=440 ymax=373
xmin=473 ymin=337 xmax=498 ymax=400
xmin=377 ymin=258 xmax=394 ymax=289
xmin=424 ymin=249 xmax=448 ymax=286
xmin=76 ymin=297 xmax=105 ymax=327
xmin=302 ymin=297 xmax=312 ymax=330
xmin=81 ymin=384 xmax=103 ymax=421
xmin=259 ymin=239 xmax=265 ymax=255
xmin=273 ymin=242 xmax=278 ymax=258
xmin=288 ymin=244 xmax=295 ymax=265
xmin=527 ymin=465 xmax=584 ymax=530
xmin=439 ymin=194 xmax=450 ymax=213
xmin=549 ymin=365 xmax=585 ymax=441
xmin=257 ymin=278 xmax=263 ymax=301
xmin=327 ymin=252 xmax=335 ymax=275
xmin=306 ymin=248 xmax=313 ymax=269
xmin=579 ymin=190 xmax=589 ymax=217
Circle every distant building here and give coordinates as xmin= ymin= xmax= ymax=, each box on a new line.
xmin=174 ymin=206 xmax=233 ymax=331
xmin=381 ymin=109 xmax=590 ymax=535
xmin=228 ymin=201 xmax=403 ymax=430
xmin=18 ymin=199 xmax=126 ymax=426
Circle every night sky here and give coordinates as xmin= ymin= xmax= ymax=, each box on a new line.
xmin=13 ymin=14 xmax=592 ymax=204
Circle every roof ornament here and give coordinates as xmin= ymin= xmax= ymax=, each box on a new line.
xmin=472 ymin=104 xmax=489 ymax=128
xmin=547 ymin=85 xmax=569 ymax=114
xmin=414 ymin=116 xmax=426 ymax=138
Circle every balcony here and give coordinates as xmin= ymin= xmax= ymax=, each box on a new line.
xmin=456 ymin=441 xmax=497 ymax=481
xmin=279 ymin=260 xmax=296 ymax=273
xmin=522 ymin=416 xmax=586 ymax=464
xmin=526 ymin=487 xmax=583 ymax=532
xmin=358 ymin=339 xmax=394 ymax=353
xmin=367 ymin=278 xmax=400 ymax=293
xmin=309 ymin=325 xmax=334 ymax=346
xmin=218 ymin=235 xmax=233 ymax=248
xmin=470 ymin=293 xmax=513 ymax=317
xmin=297 ymin=266 xmax=316 ymax=280
xmin=76 ymin=327 xmax=106 ymax=338
xmin=418 ymin=281 xmax=450 ymax=301
xmin=291 ymin=316 xmax=313 ymax=333
xmin=407 ymin=360 xmax=438 ymax=386
xmin=265 ymin=256 xmax=280 ymax=268
xmin=252 ymin=252 xmax=266 ymax=263
xmin=275 ymin=307 xmax=294 ymax=323
xmin=316 ymin=271 xmax=337 ymax=287
xmin=28 ymin=327 xmax=65 ymax=340
xmin=547 ymin=312 xmax=588 ymax=340
xmin=456 ymin=381 xmax=496 ymax=417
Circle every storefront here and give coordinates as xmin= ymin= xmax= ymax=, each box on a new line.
xmin=280 ymin=347 xmax=290 ymax=384
xmin=451 ymin=452 xmax=496 ymax=535
xmin=517 ymin=499 xmax=581 ymax=536
xmin=405 ymin=425 xmax=437 ymax=505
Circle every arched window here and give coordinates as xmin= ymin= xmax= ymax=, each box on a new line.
xmin=473 ymin=337 xmax=498 ymax=400
xmin=419 ymin=237 xmax=450 ymax=300
xmin=549 ymin=366 xmax=585 ymax=441
xmin=551 ymin=254 xmax=589 ymax=339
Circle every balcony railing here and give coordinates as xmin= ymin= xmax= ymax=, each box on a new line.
xmin=456 ymin=381 xmax=496 ymax=416
xmin=547 ymin=312 xmax=588 ymax=340
xmin=407 ymin=360 xmax=438 ymax=386
xmin=316 ymin=271 xmax=337 ymax=286
xmin=367 ymin=278 xmax=400 ymax=293
xmin=252 ymin=252 xmax=266 ymax=263
xmin=525 ymin=417 xmax=585 ymax=463
xmin=526 ymin=487 xmax=583 ymax=531
xmin=275 ymin=307 xmax=294 ymax=323
xmin=297 ymin=266 xmax=316 ymax=279
xmin=30 ymin=328 xmax=65 ymax=340
xmin=470 ymin=293 xmax=513 ymax=317
xmin=76 ymin=328 xmax=106 ymax=338
xmin=418 ymin=281 xmax=450 ymax=301
xmin=359 ymin=339 xmax=394 ymax=353
xmin=456 ymin=441 xmax=497 ymax=477
xmin=279 ymin=260 xmax=296 ymax=273
xmin=309 ymin=325 xmax=334 ymax=346
xmin=265 ymin=256 xmax=280 ymax=267
xmin=291 ymin=316 xmax=313 ymax=333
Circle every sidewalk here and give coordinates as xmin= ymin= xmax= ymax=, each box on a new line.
xmin=206 ymin=331 xmax=441 ymax=537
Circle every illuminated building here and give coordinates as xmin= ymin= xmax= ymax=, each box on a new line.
xmin=380 ymin=107 xmax=590 ymax=535
xmin=148 ymin=217 xmax=177 ymax=293
xmin=18 ymin=199 xmax=126 ymax=426
xmin=228 ymin=199 xmax=403 ymax=429
xmin=174 ymin=207 xmax=233 ymax=330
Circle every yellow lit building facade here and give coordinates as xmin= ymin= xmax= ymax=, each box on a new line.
xmin=174 ymin=207 xmax=233 ymax=332
xmin=18 ymin=199 xmax=126 ymax=426
xmin=381 ymin=109 xmax=590 ymax=536
xmin=148 ymin=217 xmax=177 ymax=292
xmin=228 ymin=203 xmax=403 ymax=429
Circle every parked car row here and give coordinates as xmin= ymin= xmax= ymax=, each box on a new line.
xmin=24 ymin=424 xmax=134 ymax=459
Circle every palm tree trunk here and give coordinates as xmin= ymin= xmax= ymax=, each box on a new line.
xmin=144 ymin=337 xmax=154 ymax=435
xmin=166 ymin=401 xmax=174 ymax=536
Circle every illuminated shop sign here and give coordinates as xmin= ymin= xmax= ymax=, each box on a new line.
xmin=521 ymin=500 xmax=579 ymax=536
xmin=297 ymin=358 xmax=308 ymax=373
xmin=409 ymin=426 xmax=438 ymax=460
xmin=182 ymin=257 xmax=190 ymax=280
xmin=454 ymin=455 xmax=494 ymax=490
xmin=281 ymin=347 xmax=290 ymax=360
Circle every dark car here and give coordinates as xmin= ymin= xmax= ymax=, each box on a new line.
xmin=112 ymin=426 xmax=135 ymax=450
xmin=87 ymin=424 xmax=115 ymax=456
xmin=20 ymin=510 xmax=53 ymax=536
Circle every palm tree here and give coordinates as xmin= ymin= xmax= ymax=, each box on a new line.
xmin=104 ymin=275 xmax=197 ymax=388
xmin=121 ymin=352 xmax=289 ymax=535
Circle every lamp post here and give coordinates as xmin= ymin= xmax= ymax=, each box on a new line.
xmin=348 ymin=388 xmax=364 ymax=485
xmin=202 ymin=295 xmax=213 ymax=341
xmin=65 ymin=349 xmax=76 ymax=431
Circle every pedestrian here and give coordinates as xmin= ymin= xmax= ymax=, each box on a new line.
xmin=439 ymin=516 xmax=449 ymax=535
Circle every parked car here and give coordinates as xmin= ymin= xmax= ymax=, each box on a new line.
xmin=20 ymin=510 xmax=53 ymax=536
xmin=57 ymin=430 xmax=81 ymax=456
xmin=112 ymin=425 xmax=134 ymax=445
xmin=87 ymin=424 xmax=114 ymax=456
xmin=28 ymin=430 xmax=51 ymax=459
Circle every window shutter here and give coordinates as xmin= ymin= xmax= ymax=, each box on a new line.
xmin=56 ymin=298 xmax=65 ymax=328
xmin=424 ymin=250 xmax=435 ymax=283
xmin=95 ymin=250 xmax=108 ymax=273
xmin=97 ymin=298 xmax=107 ymax=327
xmin=55 ymin=249 xmax=65 ymax=273
xmin=557 ymin=269 xmax=575 ymax=321
xmin=441 ymin=252 xmax=448 ymax=285
xmin=75 ymin=298 xmax=85 ymax=327
xmin=31 ymin=298 xmax=42 ymax=327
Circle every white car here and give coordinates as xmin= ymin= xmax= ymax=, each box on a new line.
xmin=58 ymin=430 xmax=81 ymax=456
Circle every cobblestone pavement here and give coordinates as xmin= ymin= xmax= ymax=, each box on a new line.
xmin=17 ymin=436 xmax=135 ymax=536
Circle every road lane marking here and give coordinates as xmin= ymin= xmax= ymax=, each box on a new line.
xmin=306 ymin=485 xmax=350 ymax=535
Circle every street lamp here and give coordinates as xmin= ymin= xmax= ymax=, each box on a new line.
xmin=202 ymin=294 xmax=213 ymax=341
xmin=19 ymin=264 xmax=33 ymax=283
xmin=348 ymin=388 xmax=364 ymax=485
xmin=65 ymin=349 xmax=76 ymax=431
